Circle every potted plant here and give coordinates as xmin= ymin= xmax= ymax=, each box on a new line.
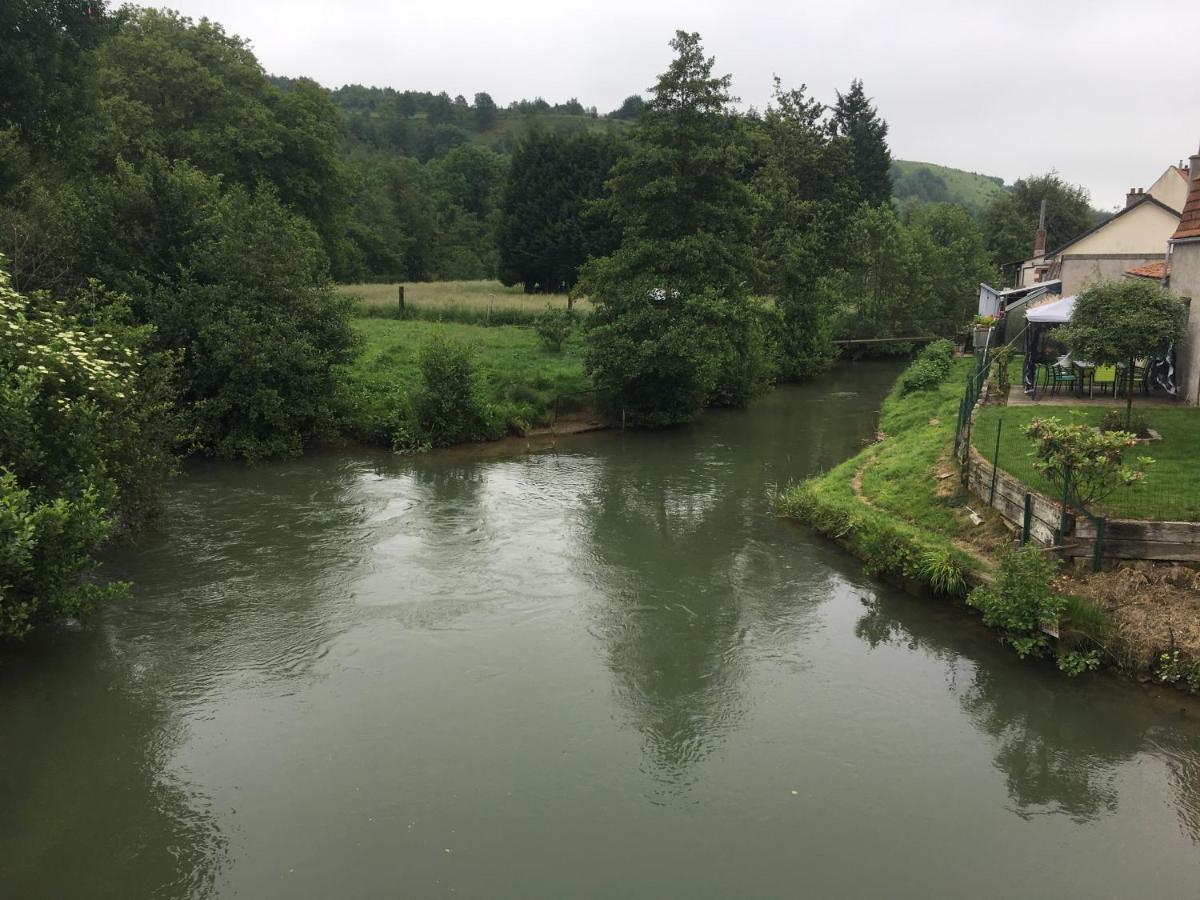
xmin=972 ymin=314 xmax=997 ymax=352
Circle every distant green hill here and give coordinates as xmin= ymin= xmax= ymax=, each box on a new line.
xmin=891 ymin=160 xmax=1009 ymax=213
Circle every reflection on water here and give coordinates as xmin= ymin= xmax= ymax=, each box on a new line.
xmin=4 ymin=362 xmax=1200 ymax=897
xmin=855 ymin=591 xmax=1200 ymax=837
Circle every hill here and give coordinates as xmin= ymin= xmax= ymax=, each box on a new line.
xmin=892 ymin=160 xmax=1009 ymax=213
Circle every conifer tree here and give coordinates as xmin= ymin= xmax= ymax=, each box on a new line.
xmin=832 ymin=79 xmax=892 ymax=206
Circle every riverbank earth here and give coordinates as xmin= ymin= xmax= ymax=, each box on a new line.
xmin=3 ymin=362 xmax=1200 ymax=897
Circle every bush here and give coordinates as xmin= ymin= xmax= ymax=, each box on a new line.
xmin=0 ymin=264 xmax=179 ymax=637
xmin=898 ymin=339 xmax=954 ymax=394
xmin=967 ymin=546 xmax=1065 ymax=658
xmin=408 ymin=333 xmax=501 ymax=447
xmin=1025 ymin=416 xmax=1149 ymax=506
xmin=533 ymin=306 xmax=575 ymax=352
xmin=1099 ymin=408 xmax=1150 ymax=438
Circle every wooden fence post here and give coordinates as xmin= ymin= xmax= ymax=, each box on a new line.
xmin=398 ymin=285 xmax=405 ymax=313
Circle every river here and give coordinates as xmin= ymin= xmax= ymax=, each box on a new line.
xmin=3 ymin=361 xmax=1200 ymax=898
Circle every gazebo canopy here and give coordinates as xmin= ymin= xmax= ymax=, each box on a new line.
xmin=1025 ymin=294 xmax=1076 ymax=324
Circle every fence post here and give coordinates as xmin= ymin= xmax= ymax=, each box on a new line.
xmin=1058 ymin=466 xmax=1072 ymax=545
xmin=398 ymin=284 xmax=405 ymax=313
xmin=1093 ymin=517 xmax=1105 ymax=573
xmin=1022 ymin=493 xmax=1032 ymax=544
xmin=988 ymin=418 xmax=1003 ymax=507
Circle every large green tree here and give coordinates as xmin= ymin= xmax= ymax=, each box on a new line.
xmin=497 ymin=130 xmax=622 ymax=293
xmin=981 ymin=173 xmax=1095 ymax=278
xmin=578 ymin=31 xmax=768 ymax=423
xmin=832 ymin=79 xmax=892 ymax=206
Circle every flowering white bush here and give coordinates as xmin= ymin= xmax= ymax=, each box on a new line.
xmin=0 ymin=261 xmax=178 ymax=637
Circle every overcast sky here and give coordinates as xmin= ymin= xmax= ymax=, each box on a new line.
xmin=164 ymin=0 xmax=1197 ymax=210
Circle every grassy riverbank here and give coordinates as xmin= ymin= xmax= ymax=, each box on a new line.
xmin=777 ymin=355 xmax=996 ymax=595
xmin=776 ymin=352 xmax=1197 ymax=684
xmin=341 ymin=317 xmax=593 ymax=444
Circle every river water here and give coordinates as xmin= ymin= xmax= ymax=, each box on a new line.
xmin=3 ymin=361 xmax=1200 ymax=898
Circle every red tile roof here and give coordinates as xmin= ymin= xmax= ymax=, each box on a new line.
xmin=1125 ymin=261 xmax=1170 ymax=279
xmin=1172 ymin=161 xmax=1200 ymax=241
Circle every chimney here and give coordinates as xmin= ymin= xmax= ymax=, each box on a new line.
xmin=1191 ymin=145 xmax=1200 ymax=184
xmin=1126 ymin=187 xmax=1140 ymax=208
xmin=1033 ymin=198 xmax=1047 ymax=258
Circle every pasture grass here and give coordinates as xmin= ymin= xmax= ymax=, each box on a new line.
xmin=342 ymin=317 xmax=591 ymax=444
xmin=339 ymin=281 xmax=587 ymax=316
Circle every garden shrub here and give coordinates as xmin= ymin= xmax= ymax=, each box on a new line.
xmin=967 ymin=546 xmax=1065 ymax=659
xmin=1025 ymin=416 xmax=1149 ymax=506
xmin=1099 ymin=408 xmax=1150 ymax=438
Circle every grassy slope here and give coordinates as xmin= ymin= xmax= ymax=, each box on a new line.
xmin=778 ymin=357 xmax=993 ymax=593
xmin=973 ymin=404 xmax=1200 ymax=521
xmin=892 ymin=159 xmax=1009 ymax=210
xmin=343 ymin=317 xmax=590 ymax=443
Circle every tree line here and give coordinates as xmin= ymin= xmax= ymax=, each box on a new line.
xmin=0 ymin=4 xmax=1096 ymax=637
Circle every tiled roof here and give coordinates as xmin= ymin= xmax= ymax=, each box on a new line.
xmin=1172 ymin=162 xmax=1200 ymax=241
xmin=1125 ymin=261 xmax=1170 ymax=279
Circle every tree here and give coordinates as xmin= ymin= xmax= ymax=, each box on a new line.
xmin=832 ymin=79 xmax=892 ymax=206
xmin=497 ymin=130 xmax=621 ymax=293
xmin=577 ymin=31 xmax=766 ymax=422
xmin=609 ymin=95 xmax=646 ymax=121
xmin=1058 ymin=279 xmax=1187 ymax=428
xmin=906 ymin=203 xmax=998 ymax=328
xmin=981 ymin=173 xmax=1094 ymax=278
xmin=0 ymin=260 xmax=179 ymax=637
xmin=472 ymin=92 xmax=498 ymax=131
xmin=750 ymin=79 xmax=847 ymax=379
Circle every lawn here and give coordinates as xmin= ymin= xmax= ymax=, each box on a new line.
xmin=338 ymin=280 xmax=587 ymax=315
xmin=972 ymin=404 xmax=1200 ymax=521
xmin=343 ymin=317 xmax=591 ymax=443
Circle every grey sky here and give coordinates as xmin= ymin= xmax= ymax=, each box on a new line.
xmin=165 ymin=0 xmax=1197 ymax=210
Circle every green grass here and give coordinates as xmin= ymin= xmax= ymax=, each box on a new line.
xmin=972 ymin=404 xmax=1200 ymax=521
xmin=338 ymin=280 xmax=587 ymax=316
xmin=342 ymin=318 xmax=591 ymax=444
xmin=777 ymin=356 xmax=989 ymax=595
xmin=891 ymin=159 xmax=1009 ymax=211
xmin=859 ymin=357 xmax=976 ymax=536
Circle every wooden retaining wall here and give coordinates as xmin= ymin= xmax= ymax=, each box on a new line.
xmin=966 ymin=447 xmax=1064 ymax=548
xmin=966 ymin=446 xmax=1200 ymax=563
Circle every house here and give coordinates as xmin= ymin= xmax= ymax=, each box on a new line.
xmin=1166 ymin=149 xmax=1200 ymax=403
xmin=1016 ymin=164 xmax=1188 ymax=294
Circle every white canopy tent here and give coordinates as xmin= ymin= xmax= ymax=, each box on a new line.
xmin=1025 ymin=294 xmax=1075 ymax=324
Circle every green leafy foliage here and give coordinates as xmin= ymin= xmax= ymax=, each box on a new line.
xmin=981 ymin=173 xmax=1096 ymax=272
xmin=1025 ymin=416 xmax=1149 ymax=507
xmin=407 ymin=333 xmax=501 ymax=448
xmin=898 ymin=339 xmax=954 ymax=394
xmin=578 ymin=32 xmax=768 ymax=423
xmin=967 ymin=547 xmax=1065 ymax=658
xmin=533 ymin=307 xmax=575 ymax=352
xmin=0 ymin=262 xmax=178 ymax=637
xmin=497 ymin=131 xmax=621 ymax=293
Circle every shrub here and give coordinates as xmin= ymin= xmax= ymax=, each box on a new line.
xmin=1099 ymin=408 xmax=1150 ymax=438
xmin=0 ymin=264 xmax=179 ymax=637
xmin=409 ymin=333 xmax=501 ymax=447
xmin=898 ymin=339 xmax=954 ymax=394
xmin=967 ymin=546 xmax=1065 ymax=658
xmin=1025 ymin=416 xmax=1150 ymax=506
xmin=533 ymin=306 xmax=575 ymax=352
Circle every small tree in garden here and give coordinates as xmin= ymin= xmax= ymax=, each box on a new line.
xmin=1058 ymin=280 xmax=1187 ymax=429
xmin=1025 ymin=417 xmax=1150 ymax=507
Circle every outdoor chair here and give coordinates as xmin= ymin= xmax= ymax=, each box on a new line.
xmin=1049 ymin=363 xmax=1077 ymax=396
xmin=1088 ymin=364 xmax=1117 ymax=397
xmin=1118 ymin=363 xmax=1149 ymax=397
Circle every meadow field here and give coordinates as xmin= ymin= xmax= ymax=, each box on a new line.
xmin=338 ymin=280 xmax=586 ymax=316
